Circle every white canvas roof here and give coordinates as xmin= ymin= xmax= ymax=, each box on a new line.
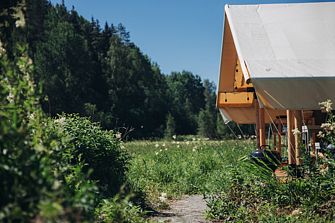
xmin=225 ymin=2 xmax=335 ymax=110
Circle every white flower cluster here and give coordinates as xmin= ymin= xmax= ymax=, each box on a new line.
xmin=318 ymin=122 xmax=335 ymax=138
xmin=0 ymin=41 xmax=6 ymax=57
xmin=319 ymin=99 xmax=333 ymax=113
xmin=158 ymin=192 xmax=167 ymax=202
xmin=292 ymin=128 xmax=301 ymax=136
xmin=54 ymin=117 xmax=66 ymax=126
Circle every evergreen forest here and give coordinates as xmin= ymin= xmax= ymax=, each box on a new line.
xmin=3 ymin=0 xmax=253 ymax=139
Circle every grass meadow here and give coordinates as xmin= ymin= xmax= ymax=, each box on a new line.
xmin=126 ymin=138 xmax=335 ymax=222
xmin=125 ymin=139 xmax=254 ymax=208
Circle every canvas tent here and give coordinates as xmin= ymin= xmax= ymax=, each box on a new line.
xmin=217 ymin=2 xmax=335 ymax=165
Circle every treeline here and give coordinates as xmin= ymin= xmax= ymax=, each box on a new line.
xmin=24 ymin=0 xmax=250 ymax=139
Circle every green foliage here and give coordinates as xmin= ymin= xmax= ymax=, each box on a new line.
xmin=198 ymin=109 xmax=216 ymax=138
xmin=56 ymin=114 xmax=129 ymax=197
xmin=206 ymin=117 xmax=335 ymax=223
xmin=164 ymin=113 xmax=176 ymax=139
xmin=95 ymin=195 xmax=148 ymax=223
xmin=0 ymin=36 xmax=145 ymax=223
xmin=0 ymin=42 xmax=98 ymax=221
xmin=197 ymin=80 xmax=217 ymax=138
xmin=165 ymin=71 xmax=205 ymax=135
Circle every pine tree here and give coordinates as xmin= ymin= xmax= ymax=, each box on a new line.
xmin=216 ymin=113 xmax=229 ymax=139
xmin=197 ymin=80 xmax=217 ymax=138
xmin=164 ymin=113 xmax=176 ymax=139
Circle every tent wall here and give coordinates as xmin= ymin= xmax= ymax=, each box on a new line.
xmin=219 ymin=106 xmax=286 ymax=124
xmin=224 ymin=2 xmax=335 ymax=110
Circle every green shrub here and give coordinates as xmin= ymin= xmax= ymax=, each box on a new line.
xmin=0 ymin=45 xmax=146 ymax=222
xmin=54 ymin=114 xmax=129 ymax=197
xmin=95 ymin=195 xmax=148 ymax=223
xmin=0 ymin=44 xmax=98 ymax=221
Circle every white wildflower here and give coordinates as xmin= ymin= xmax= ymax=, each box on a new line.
xmin=172 ymin=135 xmax=177 ymax=140
xmin=159 ymin=192 xmax=167 ymax=202
xmin=292 ymin=128 xmax=301 ymax=136
xmin=317 ymin=131 xmax=325 ymax=138
xmin=192 ymin=148 xmax=196 ymax=152
xmin=291 ymin=208 xmax=302 ymax=216
xmin=319 ymin=99 xmax=333 ymax=113
xmin=321 ymin=123 xmax=331 ymax=129
xmin=155 ymin=143 xmax=159 ymax=148
xmin=192 ymin=137 xmax=196 ymax=141
xmin=0 ymin=41 xmax=5 ymax=57
xmin=52 ymin=180 xmax=61 ymax=190
xmin=320 ymin=166 xmax=329 ymax=176
xmin=115 ymin=132 xmax=122 ymax=139
xmin=155 ymin=152 xmax=159 ymax=155
xmin=15 ymin=18 xmax=25 ymax=28
xmin=54 ymin=117 xmax=66 ymax=126
xmin=320 ymin=123 xmax=334 ymax=133
xmin=177 ymin=145 xmax=180 ymax=148
xmin=159 ymin=149 xmax=162 ymax=152
xmin=6 ymin=91 xmax=14 ymax=103
xmin=186 ymin=141 xmax=190 ymax=145
xmin=162 ymin=143 xmax=166 ymax=147
xmin=28 ymin=112 xmax=36 ymax=121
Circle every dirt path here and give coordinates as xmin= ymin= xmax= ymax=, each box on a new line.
xmin=152 ymin=195 xmax=209 ymax=223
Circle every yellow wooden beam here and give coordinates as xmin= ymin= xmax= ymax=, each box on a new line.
xmin=217 ymin=92 xmax=254 ymax=107
xmin=233 ymin=59 xmax=253 ymax=91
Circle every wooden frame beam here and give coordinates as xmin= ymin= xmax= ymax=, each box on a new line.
xmin=277 ymin=124 xmax=282 ymax=155
xmin=287 ymin=110 xmax=296 ymax=165
xmin=294 ymin=110 xmax=303 ymax=165
xmin=259 ymin=107 xmax=266 ymax=147
xmin=255 ymin=100 xmax=260 ymax=148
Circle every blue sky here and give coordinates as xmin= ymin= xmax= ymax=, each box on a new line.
xmin=50 ymin=0 xmax=332 ymax=84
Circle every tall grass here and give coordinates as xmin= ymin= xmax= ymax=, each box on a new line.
xmin=126 ymin=136 xmax=335 ymax=222
xmin=126 ymin=139 xmax=254 ymax=207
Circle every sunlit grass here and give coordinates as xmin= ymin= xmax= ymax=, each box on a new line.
xmin=125 ymin=138 xmax=255 ymax=207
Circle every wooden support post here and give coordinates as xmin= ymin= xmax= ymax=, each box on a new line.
xmin=278 ymin=124 xmax=282 ymax=156
xmin=287 ymin=110 xmax=296 ymax=165
xmin=273 ymin=126 xmax=277 ymax=150
xmin=294 ymin=110 xmax=302 ymax=165
xmin=311 ymin=118 xmax=316 ymax=156
xmin=259 ymin=107 xmax=266 ymax=147
xmin=255 ymin=100 xmax=260 ymax=148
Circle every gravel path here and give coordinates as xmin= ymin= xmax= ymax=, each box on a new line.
xmin=152 ymin=195 xmax=209 ymax=223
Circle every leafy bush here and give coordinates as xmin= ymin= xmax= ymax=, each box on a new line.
xmin=54 ymin=114 xmax=129 ymax=197
xmin=0 ymin=44 xmax=147 ymax=222
xmin=95 ymin=195 xmax=148 ymax=223
xmin=0 ymin=44 xmax=97 ymax=221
